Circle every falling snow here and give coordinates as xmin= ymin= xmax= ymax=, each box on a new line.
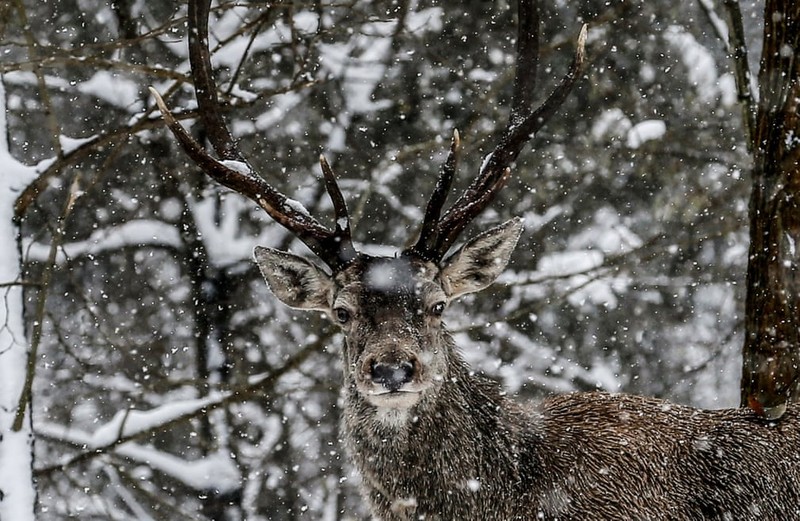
xmin=0 ymin=0 xmax=793 ymax=519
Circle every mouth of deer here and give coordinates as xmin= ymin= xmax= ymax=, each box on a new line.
xmin=369 ymin=388 xmax=419 ymax=396
xmin=363 ymin=387 xmax=422 ymax=408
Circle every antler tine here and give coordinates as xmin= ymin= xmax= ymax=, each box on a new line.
xmin=435 ymin=167 xmax=512 ymax=254
xmin=319 ymin=155 xmax=357 ymax=264
xmin=428 ymin=19 xmax=588 ymax=260
xmin=408 ymin=129 xmax=461 ymax=258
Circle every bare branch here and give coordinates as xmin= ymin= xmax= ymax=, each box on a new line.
xmin=698 ymin=0 xmax=757 ymax=152
xmin=13 ymin=173 xmax=83 ymax=431
xmin=34 ymin=334 xmax=327 ymax=476
xmin=10 ymin=0 xmax=62 ymax=158
xmin=724 ymin=1 xmax=757 ymax=151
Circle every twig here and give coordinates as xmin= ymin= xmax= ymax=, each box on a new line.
xmin=0 ymin=280 xmax=40 ymax=288
xmin=13 ymin=174 xmax=82 ymax=431
xmin=721 ymin=0 xmax=757 ymax=150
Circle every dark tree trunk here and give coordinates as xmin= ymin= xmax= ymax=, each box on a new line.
xmin=741 ymin=0 xmax=800 ymax=418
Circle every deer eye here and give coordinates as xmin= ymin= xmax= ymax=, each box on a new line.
xmin=430 ymin=302 xmax=446 ymax=317
xmin=333 ymin=307 xmax=351 ymax=324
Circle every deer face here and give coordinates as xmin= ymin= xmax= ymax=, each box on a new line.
xmin=254 ymin=218 xmax=523 ymax=411
xmin=329 ymin=255 xmax=448 ymax=408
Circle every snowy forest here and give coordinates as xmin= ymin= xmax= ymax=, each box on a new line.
xmin=1 ymin=0 xmax=799 ymax=519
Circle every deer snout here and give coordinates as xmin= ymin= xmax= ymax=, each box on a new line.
xmin=370 ymin=360 xmax=414 ymax=391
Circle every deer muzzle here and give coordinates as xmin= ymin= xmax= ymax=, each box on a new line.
xmin=371 ymin=361 xmax=414 ymax=391
xmin=358 ymin=352 xmax=427 ymax=408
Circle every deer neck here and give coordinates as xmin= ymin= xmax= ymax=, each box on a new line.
xmin=340 ymin=344 xmax=545 ymax=519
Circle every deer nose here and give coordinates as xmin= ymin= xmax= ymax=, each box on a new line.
xmin=370 ymin=361 xmax=414 ymax=391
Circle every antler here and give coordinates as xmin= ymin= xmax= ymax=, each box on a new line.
xmin=408 ymin=1 xmax=588 ymax=261
xmin=150 ymin=0 xmax=356 ymax=269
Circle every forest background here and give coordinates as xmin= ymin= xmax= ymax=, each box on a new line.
xmin=0 ymin=0 xmax=791 ymax=519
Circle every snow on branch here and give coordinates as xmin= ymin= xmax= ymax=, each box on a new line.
xmin=24 ymin=219 xmax=182 ymax=264
xmin=34 ymin=337 xmax=325 ymax=476
xmin=37 ymin=419 xmax=241 ymax=493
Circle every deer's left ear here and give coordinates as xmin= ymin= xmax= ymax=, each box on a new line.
xmin=438 ymin=218 xmax=523 ymax=299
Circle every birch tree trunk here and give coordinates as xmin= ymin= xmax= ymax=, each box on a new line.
xmin=0 ymin=80 xmax=37 ymax=521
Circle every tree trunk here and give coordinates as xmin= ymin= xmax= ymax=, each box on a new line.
xmin=0 ymin=81 xmax=37 ymax=521
xmin=741 ymin=0 xmax=800 ymax=419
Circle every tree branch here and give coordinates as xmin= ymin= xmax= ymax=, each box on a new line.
xmin=13 ymin=174 xmax=82 ymax=431
xmin=34 ymin=334 xmax=328 ymax=476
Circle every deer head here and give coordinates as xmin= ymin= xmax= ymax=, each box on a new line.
xmin=253 ymin=217 xmax=522 ymax=411
xmin=149 ymin=0 xmax=585 ymax=414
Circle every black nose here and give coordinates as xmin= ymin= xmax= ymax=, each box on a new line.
xmin=371 ymin=361 xmax=414 ymax=391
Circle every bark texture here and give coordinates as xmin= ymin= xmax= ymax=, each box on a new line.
xmin=741 ymin=0 xmax=800 ymax=418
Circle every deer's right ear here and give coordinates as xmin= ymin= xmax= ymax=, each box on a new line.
xmin=253 ymin=246 xmax=333 ymax=311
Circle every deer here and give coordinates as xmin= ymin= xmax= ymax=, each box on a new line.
xmin=150 ymin=0 xmax=800 ymax=519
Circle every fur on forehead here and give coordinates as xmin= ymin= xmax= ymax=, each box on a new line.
xmin=334 ymin=254 xmax=440 ymax=292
